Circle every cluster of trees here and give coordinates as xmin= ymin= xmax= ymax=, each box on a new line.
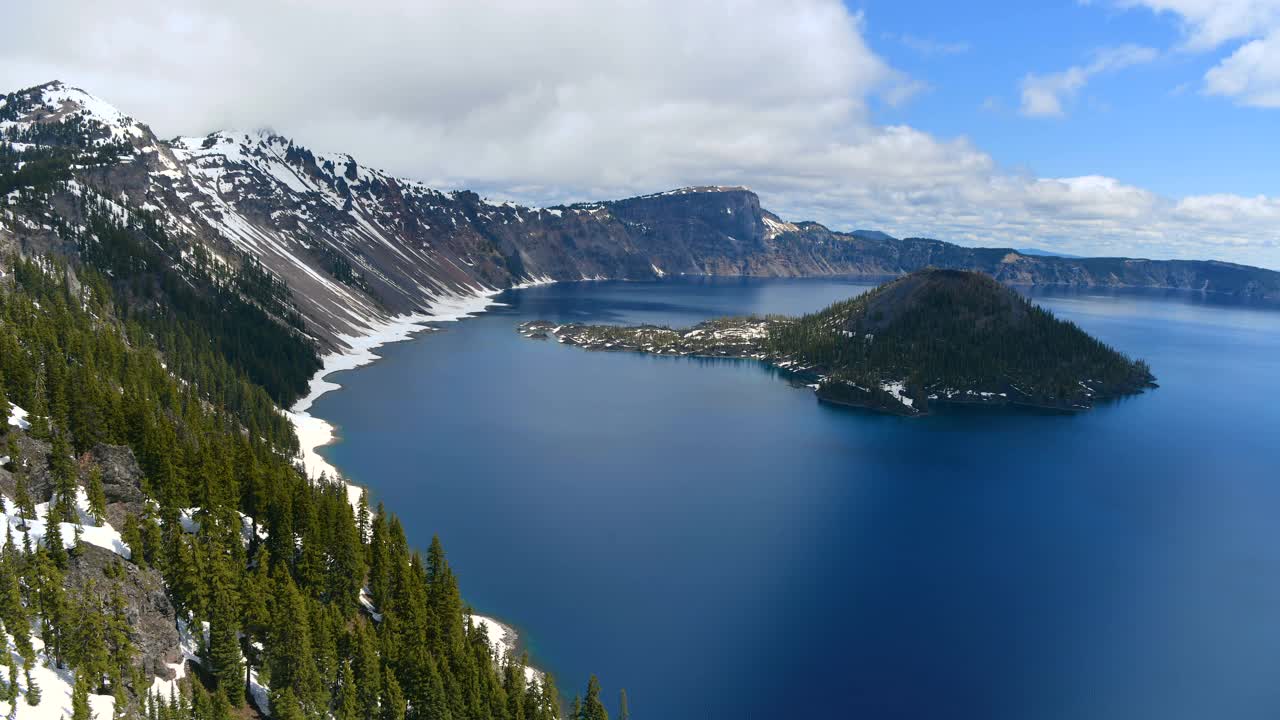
xmin=0 ymin=244 xmax=622 ymax=720
xmin=68 ymin=192 xmax=320 ymax=407
xmin=0 ymin=244 xmax=607 ymax=718
xmin=0 ymin=88 xmax=620 ymax=718
xmin=308 ymin=240 xmax=374 ymax=296
xmin=767 ymin=270 xmax=1153 ymax=404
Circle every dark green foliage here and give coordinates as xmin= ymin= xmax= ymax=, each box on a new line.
xmin=86 ymin=467 xmax=107 ymax=525
xmin=308 ymin=240 xmax=374 ymax=295
xmin=0 ymin=242 xmax=604 ymax=718
xmin=767 ymin=269 xmax=1155 ymax=408
xmin=578 ymin=675 xmax=609 ymax=720
xmin=71 ymin=671 xmax=93 ymax=720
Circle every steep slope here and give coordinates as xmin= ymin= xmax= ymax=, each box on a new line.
xmin=4 ymin=80 xmax=1279 ymax=367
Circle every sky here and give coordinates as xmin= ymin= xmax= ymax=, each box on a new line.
xmin=3 ymin=0 xmax=1280 ymax=268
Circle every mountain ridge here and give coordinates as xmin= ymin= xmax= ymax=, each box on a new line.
xmin=4 ymin=80 xmax=1279 ymax=363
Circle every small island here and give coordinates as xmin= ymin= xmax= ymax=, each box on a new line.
xmin=518 ymin=269 xmax=1156 ymax=416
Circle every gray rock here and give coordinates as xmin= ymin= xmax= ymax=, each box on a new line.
xmin=65 ymin=544 xmax=181 ymax=684
xmin=84 ymin=443 xmax=147 ymax=528
xmin=0 ymin=434 xmax=54 ymax=502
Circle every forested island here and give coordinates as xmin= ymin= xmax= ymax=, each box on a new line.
xmin=519 ymin=269 xmax=1156 ymax=415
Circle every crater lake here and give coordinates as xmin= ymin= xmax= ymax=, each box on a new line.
xmin=310 ymin=277 xmax=1280 ymax=720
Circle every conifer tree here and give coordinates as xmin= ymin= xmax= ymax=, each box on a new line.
xmin=350 ymin=620 xmax=382 ymax=720
xmin=12 ymin=466 xmax=34 ymax=527
xmin=112 ymin=680 xmax=129 ymax=720
xmin=581 ymin=675 xmax=609 ymax=720
xmin=265 ymin=569 xmax=323 ymax=715
xmin=86 ymin=466 xmax=107 ymax=525
xmin=367 ymin=507 xmax=390 ymax=611
xmin=44 ymin=509 xmax=67 ymax=568
xmin=268 ymin=688 xmax=305 ymax=720
xmin=23 ymin=666 xmax=40 ymax=706
xmin=334 ymin=659 xmax=359 ymax=720
xmin=48 ymin=431 xmax=78 ymax=524
xmin=71 ymin=671 xmax=94 ymax=720
xmin=618 ymin=689 xmax=629 ymax=720
xmin=381 ymin=670 xmax=406 ymax=720
xmin=205 ymin=570 xmax=242 ymax=704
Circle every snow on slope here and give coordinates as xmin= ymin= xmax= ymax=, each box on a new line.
xmin=2 ymin=489 xmax=130 ymax=559
xmin=287 ymin=288 xmax=502 ymax=507
xmin=0 ymin=489 xmax=132 ymax=720
xmin=0 ymin=635 xmax=116 ymax=720
xmin=469 ymin=615 xmax=543 ymax=687
xmin=7 ymin=403 xmax=30 ymax=430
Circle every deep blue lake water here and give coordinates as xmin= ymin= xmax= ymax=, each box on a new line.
xmin=312 ymin=277 xmax=1280 ymax=720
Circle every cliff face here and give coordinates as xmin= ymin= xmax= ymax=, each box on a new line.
xmin=4 ymin=82 xmax=1278 ymax=356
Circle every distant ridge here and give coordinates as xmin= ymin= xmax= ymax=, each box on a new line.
xmin=3 ymin=79 xmax=1279 ymax=361
xmin=1016 ymin=247 xmax=1083 ymax=259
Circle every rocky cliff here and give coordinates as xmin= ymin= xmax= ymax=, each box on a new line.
xmin=3 ymin=81 xmax=1278 ymax=359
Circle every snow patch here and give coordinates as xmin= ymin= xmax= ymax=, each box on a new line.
xmin=287 ymin=288 xmax=502 ymax=503
xmin=469 ymin=614 xmax=542 ymax=686
xmin=7 ymin=403 xmax=31 ymax=430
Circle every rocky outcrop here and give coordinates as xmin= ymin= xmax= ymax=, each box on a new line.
xmin=0 ymin=434 xmax=53 ymax=502
xmin=0 ymin=434 xmax=147 ymax=529
xmin=85 ymin=443 xmax=147 ymax=529
xmin=65 ymin=544 xmax=182 ymax=684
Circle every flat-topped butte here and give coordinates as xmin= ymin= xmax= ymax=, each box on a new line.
xmin=518 ymin=270 xmax=1157 ymax=416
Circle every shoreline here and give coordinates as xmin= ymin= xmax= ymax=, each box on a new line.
xmin=286 ymin=286 xmax=505 ymax=503
xmin=284 ymin=282 xmax=556 ymax=685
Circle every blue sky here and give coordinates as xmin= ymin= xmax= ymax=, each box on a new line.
xmin=5 ymin=0 xmax=1280 ymax=268
xmin=862 ymin=0 xmax=1278 ymax=200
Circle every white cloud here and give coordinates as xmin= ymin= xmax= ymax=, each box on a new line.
xmin=1117 ymin=0 xmax=1280 ymax=106
xmin=2 ymin=0 xmax=1279 ymax=267
xmin=1020 ymin=45 xmax=1159 ymax=117
xmin=1116 ymin=0 xmax=1280 ymax=49
xmin=1204 ymin=30 xmax=1280 ymax=105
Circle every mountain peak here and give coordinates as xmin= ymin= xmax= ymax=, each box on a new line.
xmin=1 ymin=80 xmax=146 ymax=143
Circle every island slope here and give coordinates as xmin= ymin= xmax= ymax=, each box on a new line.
xmin=519 ymin=270 xmax=1156 ymax=415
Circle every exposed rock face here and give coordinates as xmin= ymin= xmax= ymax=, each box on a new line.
xmin=0 ymin=434 xmax=54 ymax=502
xmin=85 ymin=443 xmax=147 ymax=528
xmin=0 ymin=434 xmax=146 ymax=529
xmin=65 ymin=544 xmax=182 ymax=684
xmin=3 ymin=81 xmax=1279 ymax=359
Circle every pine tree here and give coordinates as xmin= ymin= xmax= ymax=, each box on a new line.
xmin=71 ymin=671 xmax=94 ymax=720
xmin=581 ymin=675 xmax=609 ymax=720
xmin=48 ymin=431 xmax=78 ymax=524
xmin=44 ymin=508 xmax=66 ymax=568
xmin=350 ymin=620 xmax=382 ymax=720
xmin=120 ymin=514 xmax=144 ymax=567
xmin=6 ymin=663 xmax=18 ymax=708
xmin=205 ymin=580 xmax=242 ymax=704
xmin=23 ymin=666 xmax=40 ymax=706
xmin=381 ymin=670 xmax=406 ymax=720
xmin=112 ymin=680 xmax=129 ymax=720
xmin=265 ymin=569 xmax=323 ymax=714
xmin=86 ymin=466 xmax=107 ymax=525
xmin=618 ymin=689 xmax=629 ymax=720
xmin=334 ymin=659 xmax=359 ymax=720
xmin=367 ymin=507 xmax=390 ymax=611
xmin=268 ymin=688 xmax=305 ymax=720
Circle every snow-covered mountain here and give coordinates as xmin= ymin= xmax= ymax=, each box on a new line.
xmin=3 ymin=81 xmax=1278 ymax=355
xmin=1 ymin=82 xmax=840 ymax=350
